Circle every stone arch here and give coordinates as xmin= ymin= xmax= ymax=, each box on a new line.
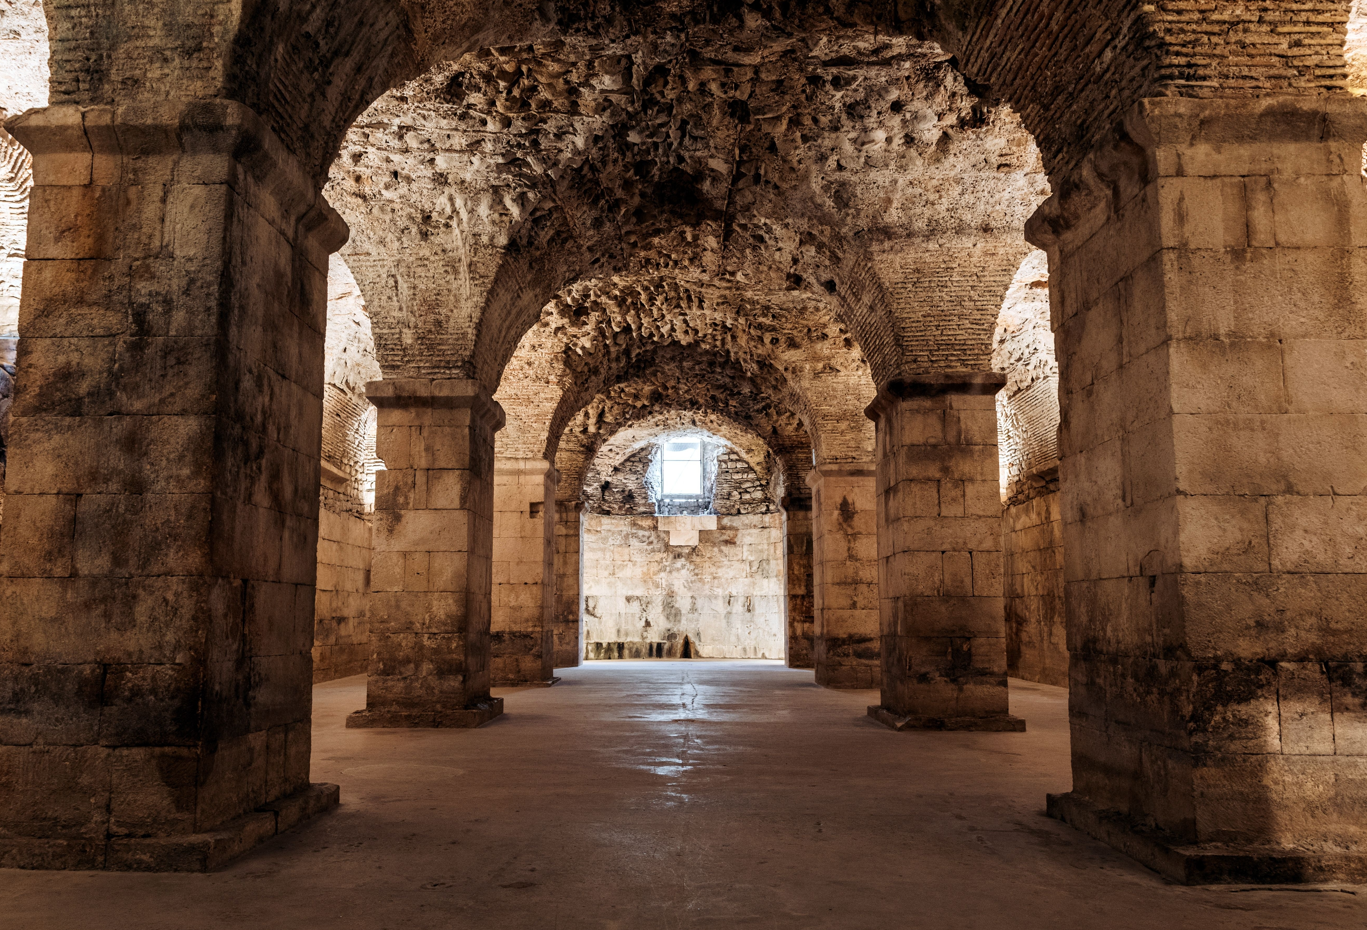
xmin=580 ymin=409 xmax=781 ymax=505
xmin=492 ymin=272 xmax=875 ymax=481
xmin=548 ymin=345 xmax=814 ymax=496
xmin=926 ymin=0 xmax=1356 ymax=181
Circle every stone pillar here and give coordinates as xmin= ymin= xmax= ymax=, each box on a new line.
xmin=552 ymin=500 xmax=584 ymax=668
xmin=865 ymin=375 xmax=1023 ymax=732
xmin=490 ymin=457 xmax=557 ymax=686
xmin=806 ymin=466 xmax=880 ymax=689
xmin=782 ymin=499 xmax=815 ymax=669
xmin=0 ymin=102 xmax=342 ymax=871
xmin=1031 ymin=97 xmax=1367 ymax=884
xmin=348 ymin=379 xmax=504 ymax=728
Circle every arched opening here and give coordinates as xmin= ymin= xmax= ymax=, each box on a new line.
xmin=13 ymin=0 xmax=1367 ymax=895
xmin=580 ymin=426 xmax=786 ymax=662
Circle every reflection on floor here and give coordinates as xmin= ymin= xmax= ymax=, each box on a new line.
xmin=4 ymin=661 xmax=1364 ymax=929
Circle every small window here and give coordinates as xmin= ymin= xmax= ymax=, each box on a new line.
xmin=660 ymin=440 xmax=702 ymax=497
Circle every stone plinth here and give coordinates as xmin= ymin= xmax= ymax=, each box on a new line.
xmin=866 ymin=374 xmax=1023 ymax=732
xmin=1029 ymin=96 xmax=1367 ymax=882
xmin=491 ymin=457 xmax=557 ymax=686
xmin=806 ymin=466 xmax=880 ymax=689
xmin=348 ymin=379 xmax=505 ymax=729
xmin=0 ymin=102 xmax=341 ymax=869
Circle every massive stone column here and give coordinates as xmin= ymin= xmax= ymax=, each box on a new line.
xmin=349 ymin=379 xmax=504 ymax=728
xmin=806 ymin=466 xmax=879 ymax=689
xmin=552 ymin=499 xmax=584 ymax=668
xmin=490 ymin=457 xmax=557 ymax=686
xmin=865 ymin=376 xmax=1023 ymax=731
xmin=1032 ymin=97 xmax=1367 ymax=884
xmin=0 ymin=102 xmax=342 ymax=870
xmin=782 ymin=499 xmax=815 ymax=669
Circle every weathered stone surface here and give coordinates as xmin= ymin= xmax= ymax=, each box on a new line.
xmin=582 ymin=513 xmax=784 ymax=660
xmin=867 ymin=376 xmax=1023 ymax=729
xmin=350 ymin=379 xmax=505 ymax=728
xmin=491 ymin=457 xmax=556 ymax=685
xmin=0 ymin=98 xmax=344 ymax=869
xmin=1028 ymin=95 xmax=1367 ymax=873
xmin=807 ymin=466 xmax=879 ymax=690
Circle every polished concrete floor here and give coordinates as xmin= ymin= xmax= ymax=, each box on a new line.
xmin=4 ymin=660 xmax=1365 ymax=928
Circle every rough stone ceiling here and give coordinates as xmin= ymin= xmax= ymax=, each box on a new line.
xmin=581 ymin=414 xmax=777 ymax=503
xmin=551 ymin=347 xmax=813 ymax=504
xmin=326 ymin=25 xmax=1045 ymax=391
xmin=494 ymin=273 xmax=873 ymax=476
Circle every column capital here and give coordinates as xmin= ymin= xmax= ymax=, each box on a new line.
xmin=6 ymin=100 xmax=347 ymax=258
xmin=805 ymin=463 xmax=876 ymax=490
xmin=366 ymin=378 xmax=506 ymax=431
xmin=865 ymin=372 xmax=1006 ymax=422
xmin=494 ymin=455 xmax=555 ymax=478
xmin=1027 ymin=95 xmax=1367 ymax=254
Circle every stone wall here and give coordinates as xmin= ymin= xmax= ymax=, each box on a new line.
xmin=784 ymin=506 xmax=815 ymax=669
xmin=808 ymin=467 xmax=880 ymax=688
xmin=313 ymin=508 xmax=372 ymax=682
xmin=581 ymin=513 xmax=784 ymax=660
xmin=491 ymin=458 xmax=555 ymax=685
xmin=1003 ymin=488 xmax=1066 ymax=687
xmin=552 ymin=502 xmax=583 ymax=667
xmin=713 ymin=447 xmax=777 ymax=516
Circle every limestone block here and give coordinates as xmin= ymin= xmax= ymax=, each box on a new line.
xmin=1268 ymin=495 xmax=1367 ymax=573
xmin=1282 ymin=339 xmax=1367 ymax=415
xmin=1278 ymin=663 xmax=1336 ymax=756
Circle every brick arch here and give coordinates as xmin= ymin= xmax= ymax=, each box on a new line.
xmin=920 ymin=0 xmax=1356 ymax=180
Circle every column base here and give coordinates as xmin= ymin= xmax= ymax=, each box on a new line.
xmin=867 ymin=705 xmax=1027 ymax=732
xmin=492 ymin=676 xmax=561 ymax=688
xmin=0 ymin=782 xmax=339 ymax=872
xmin=1048 ymin=791 xmax=1367 ymax=885
xmin=346 ymin=698 xmax=505 ymax=729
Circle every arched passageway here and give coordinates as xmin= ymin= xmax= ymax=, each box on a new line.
xmin=2 ymin=0 xmax=1367 ymax=898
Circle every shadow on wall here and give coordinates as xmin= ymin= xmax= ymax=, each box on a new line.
xmin=586 ymin=635 xmax=695 ymax=659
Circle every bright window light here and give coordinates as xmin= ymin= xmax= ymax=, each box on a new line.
xmin=661 ymin=440 xmax=702 ymax=496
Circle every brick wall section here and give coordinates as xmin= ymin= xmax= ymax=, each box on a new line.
xmin=491 ymin=458 xmax=555 ymax=685
xmin=313 ymin=508 xmax=372 ymax=682
xmin=581 ymin=513 xmax=785 ymax=660
xmin=875 ymin=239 xmax=1030 ymax=377
xmin=1002 ymin=488 xmax=1066 ymax=687
xmin=951 ymin=0 xmax=1353 ymax=177
xmin=714 ymin=448 xmax=778 ymax=516
xmin=807 ymin=467 xmax=880 ymax=689
xmin=586 ymin=446 xmax=655 ymax=515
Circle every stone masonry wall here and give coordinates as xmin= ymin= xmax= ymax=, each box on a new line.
xmin=784 ymin=506 xmax=815 ymax=669
xmin=491 ymin=458 xmax=555 ymax=685
xmin=581 ymin=513 xmax=784 ymax=660
xmin=1003 ymin=488 xmax=1067 ymax=688
xmin=313 ymin=508 xmax=372 ymax=682
xmin=552 ymin=503 xmax=583 ymax=667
